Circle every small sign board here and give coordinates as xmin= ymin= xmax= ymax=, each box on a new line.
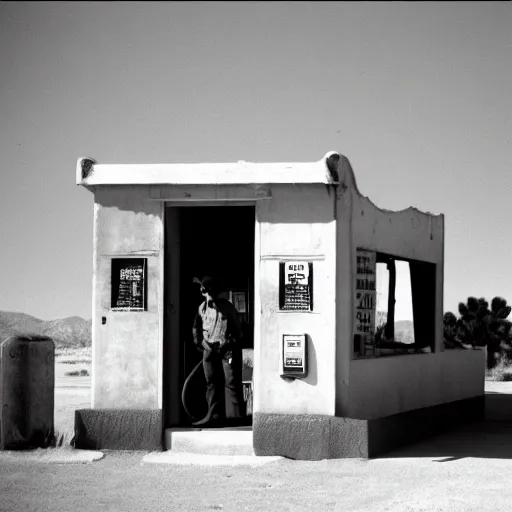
xmin=231 ymin=291 xmax=247 ymax=314
xmin=354 ymin=249 xmax=376 ymax=341
xmin=279 ymin=261 xmax=313 ymax=312
xmin=282 ymin=334 xmax=308 ymax=378
xmin=111 ymin=258 xmax=148 ymax=311
xmin=355 ymin=310 xmax=375 ymax=335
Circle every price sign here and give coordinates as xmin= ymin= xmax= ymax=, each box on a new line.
xmin=354 ymin=249 xmax=376 ymax=337
xmin=280 ymin=261 xmax=313 ymax=312
xmin=111 ymin=258 xmax=147 ymax=311
xmin=356 ymin=291 xmax=375 ymax=310
xmin=355 ymin=310 xmax=375 ymax=335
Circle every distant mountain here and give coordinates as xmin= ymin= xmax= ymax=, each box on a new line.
xmin=0 ymin=311 xmax=91 ymax=348
xmin=41 ymin=316 xmax=92 ymax=348
xmin=376 ymin=313 xmax=415 ymax=343
xmin=0 ymin=311 xmax=45 ymax=336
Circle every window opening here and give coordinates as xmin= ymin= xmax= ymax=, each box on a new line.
xmin=354 ymin=249 xmax=436 ymax=358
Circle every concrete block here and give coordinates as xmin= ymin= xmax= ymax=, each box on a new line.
xmin=74 ymin=409 xmax=162 ymax=450
xmin=253 ymin=413 xmax=368 ymax=459
xmin=253 ymin=396 xmax=484 ymax=460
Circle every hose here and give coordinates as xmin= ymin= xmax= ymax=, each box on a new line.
xmin=181 ymin=359 xmax=207 ymax=422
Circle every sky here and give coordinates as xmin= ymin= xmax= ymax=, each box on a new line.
xmin=0 ymin=1 xmax=511 ymax=321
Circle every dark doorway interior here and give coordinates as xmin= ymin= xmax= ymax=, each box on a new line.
xmin=163 ymin=205 xmax=255 ymax=429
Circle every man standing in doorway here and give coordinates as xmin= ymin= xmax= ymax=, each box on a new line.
xmin=192 ymin=276 xmax=245 ymax=426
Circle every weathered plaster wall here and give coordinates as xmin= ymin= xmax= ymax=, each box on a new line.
xmin=83 ymin=154 xmax=485 ymax=441
xmin=254 ymin=184 xmax=337 ymax=416
xmin=332 ymin=155 xmax=483 ymax=419
xmin=92 ymin=186 xmax=163 ymax=409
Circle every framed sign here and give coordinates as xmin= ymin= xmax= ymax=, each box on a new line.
xmin=230 ymin=289 xmax=249 ymax=324
xmin=281 ymin=334 xmax=308 ymax=378
xmin=111 ymin=258 xmax=148 ymax=311
xmin=279 ymin=261 xmax=313 ymax=312
xmin=231 ymin=291 xmax=247 ymax=314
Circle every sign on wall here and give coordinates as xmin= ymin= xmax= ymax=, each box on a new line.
xmin=354 ymin=249 xmax=376 ymax=336
xmin=281 ymin=333 xmax=308 ymax=378
xmin=231 ymin=291 xmax=247 ymax=314
xmin=111 ymin=258 xmax=148 ymax=311
xmin=279 ymin=261 xmax=313 ymax=312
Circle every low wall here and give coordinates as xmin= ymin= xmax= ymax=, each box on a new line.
xmin=347 ymin=349 xmax=485 ymax=419
xmin=253 ymin=395 xmax=484 ymax=459
xmin=74 ymin=409 xmax=162 ymax=450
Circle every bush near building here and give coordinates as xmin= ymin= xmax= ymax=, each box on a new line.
xmin=443 ymin=296 xmax=512 ymax=370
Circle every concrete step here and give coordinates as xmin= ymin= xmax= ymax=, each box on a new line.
xmin=144 ymin=452 xmax=283 ymax=466
xmin=164 ymin=427 xmax=255 ymax=456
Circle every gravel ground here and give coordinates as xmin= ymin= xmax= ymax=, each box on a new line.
xmin=2 ymin=422 xmax=512 ymax=512
xmin=3 ymin=372 xmax=512 ymax=511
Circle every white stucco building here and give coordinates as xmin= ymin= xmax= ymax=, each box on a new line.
xmin=75 ymin=151 xmax=485 ymax=458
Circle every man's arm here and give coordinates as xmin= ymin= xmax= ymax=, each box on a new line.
xmin=192 ymin=310 xmax=205 ymax=350
xmin=193 ymin=308 xmax=213 ymax=352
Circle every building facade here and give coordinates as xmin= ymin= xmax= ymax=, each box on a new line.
xmin=75 ymin=151 xmax=484 ymax=458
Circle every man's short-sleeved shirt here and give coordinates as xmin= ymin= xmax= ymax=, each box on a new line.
xmin=194 ymin=298 xmax=241 ymax=346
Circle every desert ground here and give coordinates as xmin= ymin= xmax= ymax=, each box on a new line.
xmin=54 ymin=348 xmax=92 ymax=443
xmin=2 ymin=350 xmax=512 ymax=511
xmin=2 ymin=420 xmax=512 ymax=511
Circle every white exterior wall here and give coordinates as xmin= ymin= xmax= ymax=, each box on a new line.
xmin=82 ymin=152 xmax=485 ymax=423
xmin=92 ymin=186 xmax=164 ymax=409
xmin=332 ymin=155 xmax=485 ymax=419
xmin=90 ymin=181 xmax=339 ymax=419
xmin=254 ymin=185 xmax=337 ymax=416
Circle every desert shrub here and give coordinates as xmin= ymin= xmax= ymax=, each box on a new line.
xmin=64 ymin=369 xmax=90 ymax=377
xmin=485 ymin=352 xmax=512 ymax=381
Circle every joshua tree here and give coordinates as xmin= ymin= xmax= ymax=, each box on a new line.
xmin=443 ymin=311 xmax=465 ymax=348
xmin=457 ymin=297 xmax=492 ymax=348
xmin=485 ymin=297 xmax=512 ymax=368
xmin=444 ymin=296 xmax=512 ymax=368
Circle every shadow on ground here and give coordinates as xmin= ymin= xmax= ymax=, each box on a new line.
xmin=375 ymin=389 xmax=512 ymax=461
xmin=379 ymin=420 xmax=512 ymax=461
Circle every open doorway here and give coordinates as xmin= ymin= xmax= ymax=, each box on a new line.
xmin=163 ymin=205 xmax=255 ymax=429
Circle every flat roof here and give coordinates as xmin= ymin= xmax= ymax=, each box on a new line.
xmin=75 ymin=152 xmax=443 ymax=218
xmin=76 ymin=152 xmax=343 ymax=186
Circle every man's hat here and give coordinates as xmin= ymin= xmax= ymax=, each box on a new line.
xmin=193 ymin=276 xmax=221 ymax=294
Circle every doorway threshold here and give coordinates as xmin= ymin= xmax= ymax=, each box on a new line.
xmin=164 ymin=426 xmax=254 ymax=455
xmin=168 ymin=425 xmax=253 ymax=432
